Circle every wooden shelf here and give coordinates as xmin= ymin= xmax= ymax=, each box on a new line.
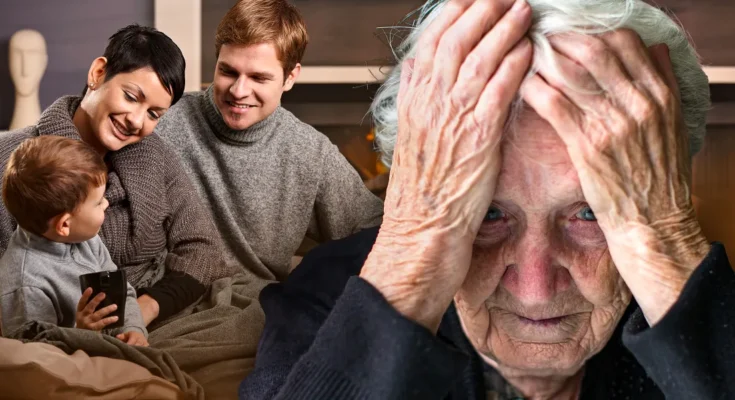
xmin=201 ymin=66 xmax=735 ymax=88
xmin=201 ymin=66 xmax=389 ymax=89
xmin=295 ymin=66 xmax=390 ymax=84
xmin=199 ymin=66 xmax=735 ymax=126
xmin=704 ymin=67 xmax=735 ymax=84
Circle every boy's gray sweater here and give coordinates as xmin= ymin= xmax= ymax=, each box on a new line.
xmin=0 ymin=228 xmax=146 ymax=338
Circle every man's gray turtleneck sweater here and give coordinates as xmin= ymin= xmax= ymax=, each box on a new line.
xmin=156 ymin=87 xmax=384 ymax=281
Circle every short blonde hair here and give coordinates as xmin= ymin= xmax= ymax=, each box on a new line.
xmin=215 ymin=0 xmax=309 ymax=78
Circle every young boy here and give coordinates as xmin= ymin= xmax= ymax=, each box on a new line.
xmin=0 ymin=136 xmax=147 ymax=345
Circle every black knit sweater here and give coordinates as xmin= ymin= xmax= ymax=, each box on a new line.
xmin=240 ymin=227 xmax=735 ymax=399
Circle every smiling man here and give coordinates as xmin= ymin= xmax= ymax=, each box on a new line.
xmin=156 ymin=0 xmax=384 ymax=282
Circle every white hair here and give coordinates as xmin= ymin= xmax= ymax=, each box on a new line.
xmin=371 ymin=0 xmax=711 ymax=167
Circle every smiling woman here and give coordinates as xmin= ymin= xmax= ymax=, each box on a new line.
xmin=0 ymin=24 xmax=232 ymax=328
xmin=72 ymin=24 xmax=184 ymax=153
xmin=75 ymin=66 xmax=173 ymax=153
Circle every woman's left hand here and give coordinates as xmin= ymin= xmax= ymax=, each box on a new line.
xmin=521 ymin=30 xmax=710 ymax=325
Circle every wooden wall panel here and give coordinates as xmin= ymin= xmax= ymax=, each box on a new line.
xmin=692 ymin=123 xmax=735 ymax=259
xmin=201 ymin=0 xmax=424 ymax=82
xmin=201 ymin=0 xmax=235 ymax=82
xmin=291 ymin=0 xmax=425 ymax=65
xmin=199 ymin=0 xmax=735 ymax=90
xmin=201 ymin=1 xmax=735 ymax=74
xmin=648 ymin=0 xmax=735 ymax=65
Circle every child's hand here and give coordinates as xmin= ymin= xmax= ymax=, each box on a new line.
xmin=76 ymin=287 xmax=118 ymax=331
xmin=116 ymin=331 xmax=149 ymax=347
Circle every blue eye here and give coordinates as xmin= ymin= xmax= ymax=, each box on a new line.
xmin=484 ymin=207 xmax=504 ymax=222
xmin=576 ymin=206 xmax=597 ymax=221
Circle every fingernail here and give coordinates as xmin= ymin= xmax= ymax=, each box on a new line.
xmin=513 ymin=0 xmax=529 ymax=12
xmin=112 ymin=316 xmax=118 ymax=321
xmin=112 ymin=305 xmax=117 ymax=310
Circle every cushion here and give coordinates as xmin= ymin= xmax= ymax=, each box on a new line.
xmin=0 ymin=337 xmax=187 ymax=399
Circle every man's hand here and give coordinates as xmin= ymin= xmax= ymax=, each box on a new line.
xmin=76 ymin=288 xmax=118 ymax=331
xmin=116 ymin=331 xmax=149 ymax=347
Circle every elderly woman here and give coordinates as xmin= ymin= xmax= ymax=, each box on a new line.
xmin=239 ymin=0 xmax=735 ymax=399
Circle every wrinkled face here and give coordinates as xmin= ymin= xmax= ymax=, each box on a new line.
xmin=213 ymin=43 xmax=296 ymax=131
xmin=455 ymin=110 xmax=631 ymax=378
xmin=67 ymin=184 xmax=109 ymax=243
xmin=85 ymin=67 xmax=172 ymax=152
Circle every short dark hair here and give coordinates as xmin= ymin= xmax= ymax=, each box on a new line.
xmin=83 ymin=24 xmax=186 ymax=105
xmin=3 ymin=136 xmax=107 ymax=236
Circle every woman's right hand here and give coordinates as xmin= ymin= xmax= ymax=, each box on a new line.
xmin=76 ymin=288 xmax=119 ymax=331
xmin=360 ymin=0 xmax=533 ymax=332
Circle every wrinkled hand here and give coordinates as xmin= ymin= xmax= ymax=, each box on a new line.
xmin=116 ymin=331 xmax=149 ymax=347
xmin=521 ymin=30 xmax=710 ymax=325
xmin=76 ymin=288 xmax=119 ymax=331
xmin=360 ymin=0 xmax=533 ymax=332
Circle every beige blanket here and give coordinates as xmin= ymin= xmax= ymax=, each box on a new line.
xmin=13 ymin=272 xmax=269 ymax=400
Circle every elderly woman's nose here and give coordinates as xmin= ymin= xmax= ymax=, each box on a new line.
xmin=501 ymin=236 xmax=571 ymax=306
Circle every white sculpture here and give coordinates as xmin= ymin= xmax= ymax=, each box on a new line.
xmin=9 ymin=29 xmax=47 ymax=130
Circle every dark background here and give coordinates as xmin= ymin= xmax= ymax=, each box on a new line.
xmin=0 ymin=0 xmax=153 ymax=130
